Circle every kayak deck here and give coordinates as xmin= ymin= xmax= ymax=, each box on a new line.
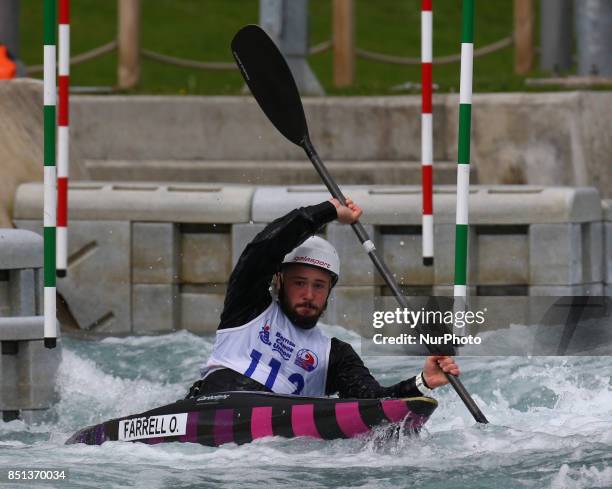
xmin=66 ymin=391 xmax=437 ymax=446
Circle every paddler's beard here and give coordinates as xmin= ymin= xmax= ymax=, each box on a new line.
xmin=278 ymin=283 xmax=328 ymax=330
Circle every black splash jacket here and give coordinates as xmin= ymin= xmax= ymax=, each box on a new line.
xmin=209 ymin=201 xmax=422 ymax=399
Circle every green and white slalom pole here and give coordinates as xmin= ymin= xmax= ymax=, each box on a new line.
xmin=43 ymin=0 xmax=57 ymax=348
xmin=454 ymin=0 xmax=473 ymax=299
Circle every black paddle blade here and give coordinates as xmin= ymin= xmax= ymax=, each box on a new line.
xmin=231 ymin=24 xmax=309 ymax=147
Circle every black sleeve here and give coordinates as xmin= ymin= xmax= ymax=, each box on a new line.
xmin=325 ymin=337 xmax=424 ymax=399
xmin=219 ymin=201 xmax=338 ymax=330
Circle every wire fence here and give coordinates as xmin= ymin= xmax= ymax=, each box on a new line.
xmin=25 ymin=34 xmax=512 ymax=75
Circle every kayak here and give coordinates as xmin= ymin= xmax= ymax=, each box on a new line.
xmin=66 ymin=391 xmax=437 ymax=447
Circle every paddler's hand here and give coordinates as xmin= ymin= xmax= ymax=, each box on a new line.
xmin=329 ymin=197 xmax=362 ymax=224
xmin=422 ymin=355 xmax=460 ymax=389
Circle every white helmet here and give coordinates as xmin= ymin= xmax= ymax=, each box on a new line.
xmin=282 ymin=236 xmax=340 ymax=286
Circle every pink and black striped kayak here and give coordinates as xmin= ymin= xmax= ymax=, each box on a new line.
xmin=66 ymin=391 xmax=437 ymax=446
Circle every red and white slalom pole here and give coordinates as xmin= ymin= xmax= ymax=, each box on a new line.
xmin=57 ymin=0 xmax=69 ymax=278
xmin=421 ymin=0 xmax=434 ymax=266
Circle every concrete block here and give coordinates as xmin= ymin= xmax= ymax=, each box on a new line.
xmin=70 ymin=96 xmax=442 ymax=162
xmin=327 ymin=223 xmax=381 ymax=286
xmin=606 ymin=222 xmax=612 ymax=287
xmin=379 ymin=227 xmax=434 ymax=285
xmin=8 ymin=269 xmax=37 ymax=316
xmin=132 ymin=223 xmax=179 ymax=284
xmin=604 ymin=200 xmax=612 ymax=286
xmin=0 ymin=79 xmax=89 ymax=229
xmin=0 ymin=339 xmax=61 ymax=411
xmin=68 ymin=94 xmax=612 ymax=199
xmin=476 ymin=229 xmax=529 ymax=285
xmin=180 ymin=285 xmax=226 ymax=334
xmin=71 ymin=96 xmax=304 ymax=161
xmin=476 ymin=285 xmax=529 ymax=296
xmin=231 ymin=223 xmax=267 ymax=267
xmin=132 ymin=284 xmax=179 ymax=333
xmin=529 ymin=283 xmax=604 ymax=296
xmin=15 ymin=220 xmax=132 ymax=333
xmin=251 ymin=186 xmax=335 ymax=223
xmin=83 ymin=159 xmax=464 ymax=187
xmin=18 ymin=410 xmax=50 ymax=424
xmin=432 ymin=285 xmax=477 ymax=296
xmin=180 ymin=226 xmax=232 ymax=284
xmin=529 ymin=223 xmax=582 ymax=285
xmin=0 ymin=229 xmax=42 ymax=269
xmin=0 ymin=316 xmax=44 ymax=340
xmin=303 ymin=97 xmax=440 ymax=162
xmin=0 ymin=276 xmax=8 ymax=317
xmin=364 ymin=186 xmax=454 ymax=225
xmin=14 ymin=182 xmax=254 ymax=224
xmin=381 ymin=285 xmax=434 ymax=296
xmin=326 ymin=286 xmax=377 ymax=336
xmin=604 ymin=200 xmax=612 ymax=222
xmin=35 ymin=269 xmax=43 ymax=315
xmin=433 ymin=224 xmax=478 ymax=285
xmin=363 ymin=186 xmax=603 ymax=226
xmin=444 ymin=92 xmax=612 ymax=200
xmin=581 ymin=222 xmax=603 ymax=284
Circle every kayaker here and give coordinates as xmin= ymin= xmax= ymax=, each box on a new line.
xmin=186 ymin=199 xmax=460 ymax=399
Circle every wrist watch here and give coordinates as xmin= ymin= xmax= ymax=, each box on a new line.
xmin=416 ymin=372 xmax=434 ymax=395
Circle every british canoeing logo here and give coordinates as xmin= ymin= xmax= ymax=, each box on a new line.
xmin=259 ymin=323 xmax=272 ymax=345
xmin=294 ymin=349 xmax=318 ymax=372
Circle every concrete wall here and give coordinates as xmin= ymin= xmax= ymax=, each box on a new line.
xmin=0 ymin=229 xmax=60 ymax=422
xmin=443 ymin=92 xmax=612 ymax=196
xmin=0 ymin=79 xmax=89 ymax=229
xmin=605 ymin=200 xmax=612 ymax=296
xmin=14 ymin=182 xmax=253 ymax=335
xmin=71 ymin=95 xmax=439 ymax=162
xmin=2 ymin=87 xmax=609 ymax=207
xmin=70 ymin=93 xmax=612 ymax=197
xmin=13 ymin=182 xmax=607 ymax=336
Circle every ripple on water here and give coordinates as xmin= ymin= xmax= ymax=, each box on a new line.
xmin=0 ymin=328 xmax=610 ymax=489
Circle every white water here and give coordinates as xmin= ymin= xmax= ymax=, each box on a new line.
xmin=1 ymin=324 xmax=611 ymax=489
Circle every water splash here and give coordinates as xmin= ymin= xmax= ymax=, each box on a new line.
xmin=0 ymin=327 xmax=610 ymax=489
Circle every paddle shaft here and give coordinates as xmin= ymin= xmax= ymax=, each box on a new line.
xmin=303 ymin=136 xmax=489 ymax=424
xmin=229 ymin=25 xmax=488 ymax=424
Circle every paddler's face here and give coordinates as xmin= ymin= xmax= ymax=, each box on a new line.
xmin=280 ymin=265 xmax=332 ymax=322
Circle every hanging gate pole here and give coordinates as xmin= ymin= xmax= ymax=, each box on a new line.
xmin=57 ymin=0 xmax=70 ymax=278
xmin=421 ymin=0 xmax=434 ymax=266
xmin=43 ymin=0 xmax=57 ymax=348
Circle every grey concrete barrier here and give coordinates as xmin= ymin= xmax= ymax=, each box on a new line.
xmin=0 ymin=316 xmax=45 ymax=340
xmin=13 ymin=182 xmax=607 ymax=335
xmin=14 ymin=182 xmax=254 ymax=335
xmin=604 ymin=200 xmax=612 ymax=296
xmin=71 ymin=96 xmax=435 ymax=163
xmin=14 ymin=181 xmax=253 ymax=223
xmin=68 ymin=93 xmax=612 ymax=198
xmin=0 ymin=229 xmax=42 ymax=316
xmin=0 ymin=79 xmax=89 ymax=229
xmin=0 ymin=229 xmax=60 ymax=423
xmin=82 ymin=159 xmax=467 ymax=187
xmin=251 ymin=185 xmax=602 ymax=225
xmin=249 ymin=185 xmax=605 ymax=330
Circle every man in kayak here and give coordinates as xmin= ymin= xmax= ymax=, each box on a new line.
xmin=187 ymin=199 xmax=459 ymax=399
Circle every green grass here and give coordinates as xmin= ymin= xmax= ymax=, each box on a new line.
xmin=19 ymin=0 xmax=570 ymax=95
